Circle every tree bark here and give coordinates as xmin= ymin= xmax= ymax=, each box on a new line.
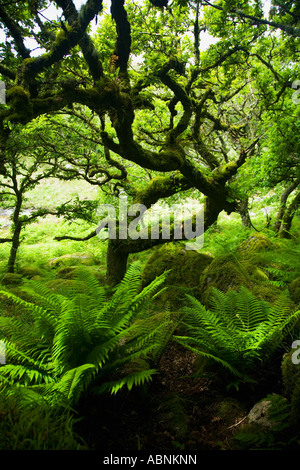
xmin=106 ymin=239 xmax=129 ymax=286
xmin=278 ymin=189 xmax=300 ymax=239
xmin=238 ymin=198 xmax=252 ymax=228
xmin=7 ymin=191 xmax=22 ymax=273
xmin=274 ymin=180 xmax=299 ymax=233
xmin=7 ymin=222 xmax=22 ymax=273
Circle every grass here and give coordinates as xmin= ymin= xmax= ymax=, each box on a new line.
xmin=0 ymin=216 xmax=108 ymax=274
xmin=0 ymin=177 xmax=106 ymax=275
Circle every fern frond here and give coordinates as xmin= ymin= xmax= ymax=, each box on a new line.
xmin=176 ymin=287 xmax=300 ymax=383
xmin=95 ymin=368 xmax=157 ymax=395
xmin=51 ymin=364 xmax=97 ymax=404
xmin=174 ymin=335 xmax=245 ymax=378
xmin=0 ymin=263 xmax=171 ymax=408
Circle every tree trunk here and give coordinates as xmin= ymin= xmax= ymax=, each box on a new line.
xmin=7 ymin=193 xmax=22 ymax=273
xmin=7 ymin=222 xmax=22 ymax=273
xmin=238 ymin=198 xmax=252 ymax=228
xmin=105 ymin=239 xmax=129 ymax=286
xmin=274 ymin=180 xmax=299 ymax=233
xmin=278 ymin=190 xmax=300 ymax=239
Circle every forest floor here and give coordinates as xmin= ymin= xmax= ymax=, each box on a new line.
xmin=75 ymin=342 xmax=285 ymax=452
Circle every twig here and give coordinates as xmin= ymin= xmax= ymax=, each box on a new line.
xmin=227 ymin=416 xmax=247 ymax=429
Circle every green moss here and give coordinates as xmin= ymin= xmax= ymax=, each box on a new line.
xmin=48 ymin=252 xmax=97 ymax=268
xmin=251 ymin=267 xmax=269 ymax=282
xmin=54 ymin=265 xmax=106 ymax=284
xmin=55 ymin=266 xmax=79 ymax=279
xmin=237 ymin=233 xmax=273 ymax=255
xmin=289 ymin=277 xmax=300 ymax=304
xmin=213 ymin=398 xmax=245 ymax=425
xmin=199 ymin=253 xmax=250 ymax=305
xmin=141 ymin=243 xmax=213 ymax=310
xmin=141 ymin=242 xmax=213 ymax=288
xmin=134 ymin=173 xmax=186 ymax=206
xmin=45 ymin=278 xmax=80 ymax=293
xmin=250 ymin=283 xmax=284 ymax=305
xmin=213 ymin=161 xmax=237 ymax=182
xmin=55 ymin=24 xmax=72 ymax=42
xmin=17 ymin=266 xmax=43 ymax=279
xmin=6 ymin=86 xmax=33 ymax=124
xmin=0 ymin=273 xmax=23 ymax=286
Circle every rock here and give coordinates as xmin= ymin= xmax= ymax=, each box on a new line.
xmin=55 ymin=265 xmax=106 ymax=283
xmin=141 ymin=243 xmax=213 ymax=309
xmin=48 ymin=252 xmax=96 ymax=268
xmin=141 ymin=242 xmax=213 ymax=288
xmin=247 ymin=397 xmax=282 ymax=429
xmin=237 ymin=233 xmax=273 ymax=255
xmin=250 ymin=283 xmax=283 ymax=304
xmin=199 ymin=253 xmax=250 ymax=305
xmin=1 ymin=273 xmax=23 ymax=286
xmin=142 ymin=242 xmax=213 ymax=310
xmin=55 ymin=266 xmax=79 ymax=279
xmin=45 ymin=278 xmax=79 ymax=293
xmin=248 ymin=400 xmax=273 ymax=428
xmin=18 ymin=266 xmax=43 ymax=279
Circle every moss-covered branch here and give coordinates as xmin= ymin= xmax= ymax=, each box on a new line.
xmin=16 ymin=0 xmax=103 ymax=88
xmin=0 ymin=63 xmax=16 ymax=81
xmin=111 ymin=0 xmax=132 ymax=76
xmin=55 ymin=0 xmax=104 ymax=81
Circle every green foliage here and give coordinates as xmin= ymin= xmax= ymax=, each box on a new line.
xmin=174 ymin=286 xmax=300 ymax=388
xmin=0 ymin=398 xmax=86 ymax=450
xmin=234 ymin=394 xmax=294 ymax=450
xmin=253 ymin=240 xmax=300 ymax=290
xmin=0 ymin=262 xmax=173 ymax=410
xmin=281 ymin=348 xmax=300 ymax=424
xmin=142 ymin=242 xmax=213 ymax=287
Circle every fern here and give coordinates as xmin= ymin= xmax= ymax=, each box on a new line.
xmin=234 ymin=394 xmax=294 ymax=450
xmin=0 ymin=262 xmax=173 ymax=410
xmin=262 ymin=243 xmax=300 ymax=288
xmin=174 ymin=286 xmax=300 ymax=387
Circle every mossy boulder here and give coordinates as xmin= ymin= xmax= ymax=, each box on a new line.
xmin=237 ymin=233 xmax=273 ymax=255
xmin=199 ymin=253 xmax=251 ymax=305
xmin=18 ymin=266 xmax=43 ymax=279
xmin=55 ymin=265 xmax=106 ymax=284
xmin=0 ymin=273 xmax=23 ymax=286
xmin=141 ymin=242 xmax=213 ymax=288
xmin=55 ymin=266 xmax=79 ymax=279
xmin=289 ymin=277 xmax=300 ymax=304
xmin=141 ymin=243 xmax=213 ymax=310
xmin=250 ymin=283 xmax=284 ymax=305
xmin=48 ymin=252 xmax=97 ymax=268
